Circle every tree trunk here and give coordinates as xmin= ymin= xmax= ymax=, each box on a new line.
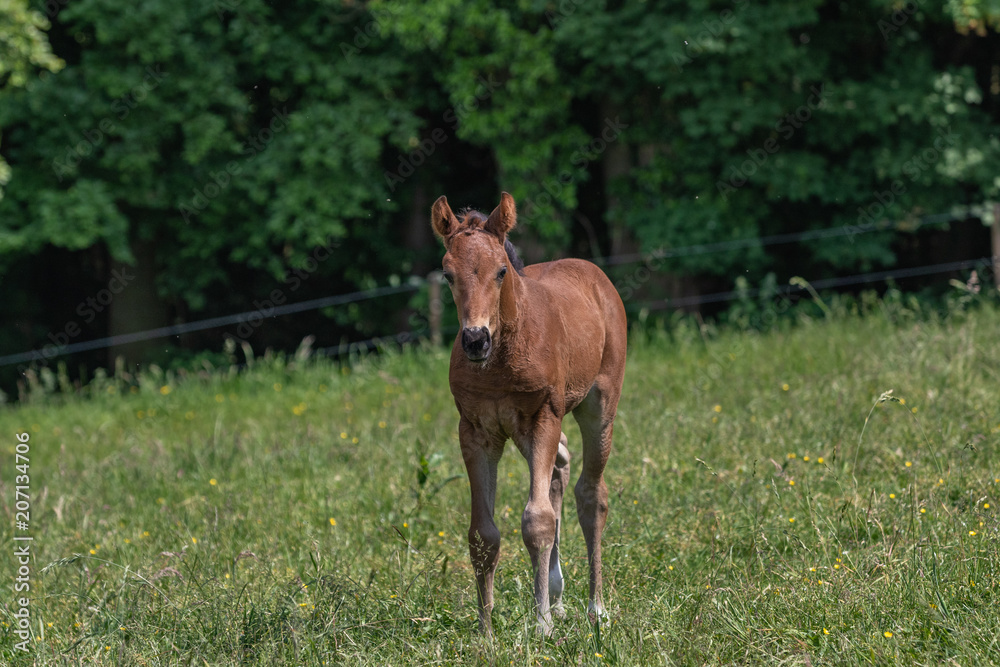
xmin=107 ymin=238 xmax=170 ymax=370
xmin=602 ymin=100 xmax=634 ymax=258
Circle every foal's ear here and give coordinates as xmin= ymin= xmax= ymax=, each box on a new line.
xmin=430 ymin=195 xmax=459 ymax=244
xmin=484 ymin=192 xmax=517 ymax=240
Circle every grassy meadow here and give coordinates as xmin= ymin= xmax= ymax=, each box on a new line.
xmin=1 ymin=297 xmax=999 ymax=665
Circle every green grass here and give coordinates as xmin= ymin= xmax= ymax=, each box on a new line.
xmin=1 ymin=299 xmax=999 ymax=665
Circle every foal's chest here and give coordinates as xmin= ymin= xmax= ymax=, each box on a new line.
xmin=451 ymin=381 xmax=550 ymax=442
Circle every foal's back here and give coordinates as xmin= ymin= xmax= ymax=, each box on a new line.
xmin=520 ymin=257 xmax=627 ymax=413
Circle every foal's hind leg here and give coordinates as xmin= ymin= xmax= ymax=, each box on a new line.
xmin=572 ymin=384 xmax=619 ymax=621
xmin=548 ymin=433 xmax=571 ymax=618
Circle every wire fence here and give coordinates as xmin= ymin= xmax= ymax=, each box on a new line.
xmin=1 ymin=208 xmax=995 ymax=369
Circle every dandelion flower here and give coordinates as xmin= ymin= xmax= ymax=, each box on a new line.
xmin=782 ymin=383 xmax=790 ymax=391
xmin=378 ymin=421 xmax=387 ymax=428
xmin=160 ymin=385 xmax=171 ymax=395
xmin=905 ymin=461 xmax=912 ymax=467
xmin=789 ymin=517 xmax=795 ymax=523
xmin=789 ymin=480 xmax=795 ymax=486
xmin=713 ymin=405 xmax=722 ymax=413
xmin=984 ymin=503 xmax=990 ymax=510
xmin=884 ymin=631 xmax=893 ymax=638
xmin=329 ymin=518 xmax=337 ymax=526
xmin=889 ymin=493 xmax=896 ymax=499
xmin=191 ymin=537 xmax=198 ymax=544
xmin=273 ymin=383 xmax=282 ymax=392
xmin=969 ymin=530 xmax=977 ymax=536
xmin=209 ymin=478 xmax=217 ymax=486
xmin=817 ymin=457 xmax=824 ymax=464
xmin=787 ymin=453 xmax=796 ymax=459
xmin=920 ymin=508 xmax=926 ymax=514
xmin=823 ymin=628 xmax=830 ymax=635
xmin=438 ymin=531 xmax=445 ymax=537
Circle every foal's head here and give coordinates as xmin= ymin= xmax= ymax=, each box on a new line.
xmin=431 ymin=192 xmax=520 ymax=363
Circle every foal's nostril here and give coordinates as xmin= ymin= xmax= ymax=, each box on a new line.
xmin=461 ymin=327 xmax=491 ymax=360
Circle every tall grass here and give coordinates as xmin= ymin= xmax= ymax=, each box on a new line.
xmin=1 ymin=299 xmax=998 ymax=665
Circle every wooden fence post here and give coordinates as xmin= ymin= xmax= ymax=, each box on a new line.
xmin=993 ymin=202 xmax=1000 ymax=291
xmin=428 ymin=271 xmax=443 ymax=345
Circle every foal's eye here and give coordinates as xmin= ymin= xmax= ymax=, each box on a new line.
xmin=496 ymin=266 xmax=507 ymax=282
xmin=442 ymin=272 xmax=454 ymax=285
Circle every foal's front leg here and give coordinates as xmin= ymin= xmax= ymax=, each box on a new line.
xmin=518 ymin=415 xmax=562 ymax=636
xmin=460 ymin=419 xmax=503 ymax=634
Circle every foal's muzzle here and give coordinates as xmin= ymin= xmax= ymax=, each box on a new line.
xmin=461 ymin=326 xmax=491 ymax=362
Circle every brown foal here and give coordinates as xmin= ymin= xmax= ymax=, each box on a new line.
xmin=431 ymin=192 xmax=627 ymax=635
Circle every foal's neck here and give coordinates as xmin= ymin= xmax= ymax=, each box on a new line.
xmin=494 ymin=264 xmax=525 ymax=348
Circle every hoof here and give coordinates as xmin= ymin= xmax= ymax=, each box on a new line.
xmin=536 ymin=613 xmax=554 ymax=636
xmin=587 ymin=601 xmax=608 ymax=625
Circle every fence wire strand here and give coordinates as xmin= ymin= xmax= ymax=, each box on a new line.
xmin=1 ymin=209 xmax=993 ymax=368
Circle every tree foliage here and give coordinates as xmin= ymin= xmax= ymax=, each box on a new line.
xmin=0 ymin=0 xmax=997 ymax=379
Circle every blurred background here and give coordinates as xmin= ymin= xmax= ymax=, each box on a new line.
xmin=1 ymin=0 xmax=999 ymax=400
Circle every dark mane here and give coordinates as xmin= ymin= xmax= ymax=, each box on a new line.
xmin=458 ymin=208 xmax=526 ymax=275
xmin=504 ymin=239 xmax=526 ymax=275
